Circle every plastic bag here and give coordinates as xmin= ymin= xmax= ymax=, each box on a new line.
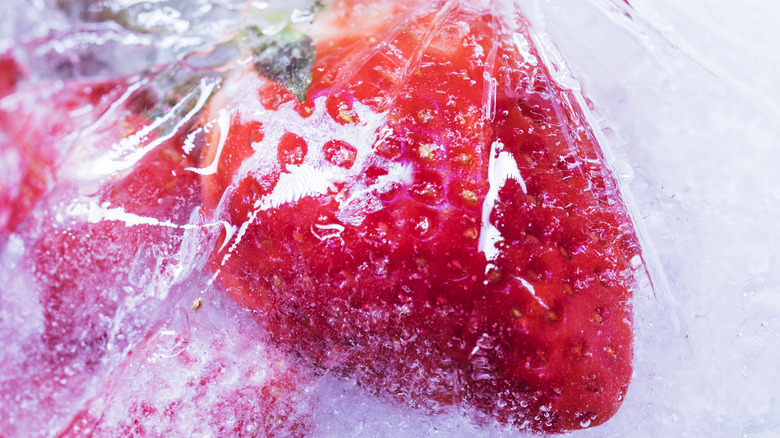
xmin=0 ymin=0 xmax=673 ymax=436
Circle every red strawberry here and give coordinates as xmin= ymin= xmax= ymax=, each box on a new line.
xmin=0 ymin=80 xmax=203 ymax=436
xmin=27 ymin=78 xmax=199 ymax=356
xmin=31 ymin=129 xmax=200 ymax=360
xmin=0 ymin=77 xmax=135 ymax=236
xmin=199 ymin=0 xmax=641 ymax=433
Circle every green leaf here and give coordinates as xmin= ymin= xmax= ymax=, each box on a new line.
xmin=246 ymin=27 xmax=316 ymax=103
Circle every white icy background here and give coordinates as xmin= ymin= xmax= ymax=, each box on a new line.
xmin=2 ymin=0 xmax=780 ymax=436
xmin=531 ymin=1 xmax=780 ymax=436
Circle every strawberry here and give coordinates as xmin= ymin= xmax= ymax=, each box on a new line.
xmin=18 ymin=134 xmax=311 ymax=436
xmin=25 ymin=77 xmax=199 ymax=357
xmin=31 ymin=129 xmax=200 ymax=362
xmin=0 ymin=78 xmax=203 ymax=436
xmin=199 ymin=0 xmax=641 ymax=433
xmin=0 ymin=77 xmax=134 ymax=236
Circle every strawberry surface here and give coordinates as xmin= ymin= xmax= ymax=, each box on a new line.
xmin=199 ymin=0 xmax=641 ymax=433
xmin=31 ymin=130 xmax=200 ymax=363
xmin=0 ymin=77 xmax=136 ymax=236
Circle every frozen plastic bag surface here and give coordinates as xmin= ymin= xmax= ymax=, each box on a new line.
xmin=6 ymin=0 xmax=775 ymax=437
xmin=5 ymin=0 xmax=641 ymax=436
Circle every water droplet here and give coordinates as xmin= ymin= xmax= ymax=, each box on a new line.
xmin=290 ymin=8 xmax=315 ymax=23
xmin=415 ymin=217 xmax=430 ymax=233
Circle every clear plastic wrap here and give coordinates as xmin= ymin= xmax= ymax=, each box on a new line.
xmin=1 ymin=0 xmax=778 ymax=437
